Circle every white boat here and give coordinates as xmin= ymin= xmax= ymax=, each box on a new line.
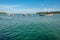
xmin=47 ymin=14 xmax=53 ymax=16
xmin=7 ymin=13 xmax=14 ymax=16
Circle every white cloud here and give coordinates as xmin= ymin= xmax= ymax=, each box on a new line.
xmin=0 ymin=5 xmax=42 ymax=14
xmin=0 ymin=5 xmax=59 ymax=14
xmin=0 ymin=5 xmax=22 ymax=13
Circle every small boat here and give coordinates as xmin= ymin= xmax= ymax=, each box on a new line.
xmin=39 ymin=14 xmax=45 ymax=16
xmin=23 ymin=14 xmax=26 ymax=16
xmin=47 ymin=14 xmax=53 ymax=16
xmin=7 ymin=13 xmax=14 ymax=16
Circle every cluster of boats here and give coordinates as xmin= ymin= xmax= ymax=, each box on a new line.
xmin=6 ymin=13 xmax=53 ymax=16
xmin=7 ymin=13 xmax=33 ymax=16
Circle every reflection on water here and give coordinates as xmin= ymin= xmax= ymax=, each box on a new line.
xmin=0 ymin=14 xmax=60 ymax=40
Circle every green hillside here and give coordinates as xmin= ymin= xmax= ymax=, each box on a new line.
xmin=0 ymin=12 xmax=6 ymax=14
xmin=36 ymin=11 xmax=60 ymax=14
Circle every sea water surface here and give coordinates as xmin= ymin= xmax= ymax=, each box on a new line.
xmin=0 ymin=14 xmax=60 ymax=40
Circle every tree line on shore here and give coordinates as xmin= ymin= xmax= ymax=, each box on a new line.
xmin=36 ymin=11 xmax=60 ymax=14
xmin=0 ymin=11 xmax=60 ymax=14
xmin=0 ymin=12 xmax=6 ymax=14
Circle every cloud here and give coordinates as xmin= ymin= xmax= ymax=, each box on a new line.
xmin=0 ymin=5 xmax=60 ymax=14
xmin=0 ymin=5 xmax=42 ymax=13
xmin=0 ymin=5 xmax=22 ymax=13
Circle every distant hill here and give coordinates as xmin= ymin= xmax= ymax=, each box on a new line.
xmin=36 ymin=11 xmax=60 ymax=14
xmin=0 ymin=12 xmax=6 ymax=14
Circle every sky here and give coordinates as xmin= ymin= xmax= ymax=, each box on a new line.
xmin=0 ymin=0 xmax=60 ymax=14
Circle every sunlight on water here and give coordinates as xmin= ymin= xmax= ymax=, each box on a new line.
xmin=0 ymin=14 xmax=60 ymax=40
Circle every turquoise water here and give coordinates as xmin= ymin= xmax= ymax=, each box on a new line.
xmin=0 ymin=14 xmax=60 ymax=40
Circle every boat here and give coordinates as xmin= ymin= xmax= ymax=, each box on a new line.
xmin=39 ymin=14 xmax=45 ymax=16
xmin=23 ymin=14 xmax=26 ymax=16
xmin=47 ymin=14 xmax=53 ymax=16
xmin=7 ymin=13 xmax=14 ymax=16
